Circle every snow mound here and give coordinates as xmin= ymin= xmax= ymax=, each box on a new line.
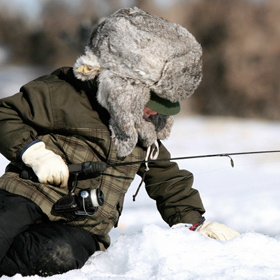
xmin=82 ymin=225 xmax=280 ymax=280
xmin=4 ymin=225 xmax=280 ymax=280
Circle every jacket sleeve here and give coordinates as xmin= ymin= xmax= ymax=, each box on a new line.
xmin=139 ymin=141 xmax=205 ymax=227
xmin=0 ymin=80 xmax=54 ymax=161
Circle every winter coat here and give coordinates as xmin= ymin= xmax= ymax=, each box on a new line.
xmin=0 ymin=67 xmax=205 ymax=250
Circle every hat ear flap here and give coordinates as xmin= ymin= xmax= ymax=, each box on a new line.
xmin=97 ymin=70 xmax=151 ymax=158
xmin=73 ymin=47 xmax=101 ymax=81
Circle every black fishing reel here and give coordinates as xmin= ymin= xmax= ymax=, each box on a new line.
xmin=53 ymin=187 xmax=104 ymax=216
xmin=53 ymin=161 xmax=107 ymax=216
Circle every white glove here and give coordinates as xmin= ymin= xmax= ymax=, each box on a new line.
xmin=22 ymin=141 xmax=69 ymax=187
xmin=196 ymin=221 xmax=240 ymax=241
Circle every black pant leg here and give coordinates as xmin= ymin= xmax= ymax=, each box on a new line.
xmin=0 ymin=190 xmax=45 ymax=260
xmin=0 ymin=221 xmax=99 ymax=277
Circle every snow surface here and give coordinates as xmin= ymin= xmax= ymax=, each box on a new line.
xmin=1 ymin=66 xmax=280 ymax=279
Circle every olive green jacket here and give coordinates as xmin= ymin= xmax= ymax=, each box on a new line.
xmin=0 ymin=67 xmax=205 ymax=250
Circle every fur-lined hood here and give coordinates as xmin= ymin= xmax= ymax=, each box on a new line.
xmin=73 ymin=7 xmax=203 ymax=158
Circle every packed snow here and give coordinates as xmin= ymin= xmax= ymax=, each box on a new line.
xmin=1 ymin=65 xmax=280 ymax=279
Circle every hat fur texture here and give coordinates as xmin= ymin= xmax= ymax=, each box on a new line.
xmin=73 ymin=7 xmax=203 ymax=158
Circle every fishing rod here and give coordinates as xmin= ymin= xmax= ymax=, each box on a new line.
xmin=18 ymin=149 xmax=280 ymax=213
xmin=68 ymin=149 xmax=280 ymax=175
xmin=50 ymin=149 xmax=280 ymax=210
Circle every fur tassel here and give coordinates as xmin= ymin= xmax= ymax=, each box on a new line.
xmin=73 ymin=47 xmax=101 ymax=81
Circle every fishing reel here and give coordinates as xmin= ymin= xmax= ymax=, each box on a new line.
xmin=53 ymin=187 xmax=104 ymax=216
xmin=53 ymin=161 xmax=106 ymax=216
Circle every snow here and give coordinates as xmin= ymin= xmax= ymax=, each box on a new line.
xmin=1 ymin=66 xmax=280 ymax=279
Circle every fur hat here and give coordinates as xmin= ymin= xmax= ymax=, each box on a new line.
xmin=73 ymin=7 xmax=203 ymax=158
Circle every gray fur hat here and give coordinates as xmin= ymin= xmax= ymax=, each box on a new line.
xmin=74 ymin=7 xmax=203 ymax=158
